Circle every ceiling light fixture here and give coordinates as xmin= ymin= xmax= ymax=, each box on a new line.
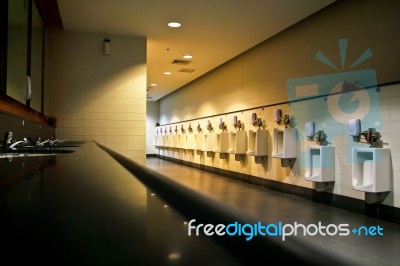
xmin=168 ymin=22 xmax=181 ymax=28
xmin=164 ymin=71 xmax=172 ymax=75
xmin=150 ymin=83 xmax=158 ymax=87
xmin=183 ymin=54 xmax=192 ymax=59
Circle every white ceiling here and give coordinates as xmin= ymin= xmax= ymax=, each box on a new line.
xmin=57 ymin=0 xmax=336 ymax=101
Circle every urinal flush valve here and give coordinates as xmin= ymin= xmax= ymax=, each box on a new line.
xmin=233 ymin=120 xmax=243 ymax=130
xmin=218 ymin=119 xmax=227 ymax=132
xmin=273 ymin=109 xmax=291 ymax=128
xmin=283 ymin=115 xmax=291 ymax=128
xmin=207 ymin=121 xmax=213 ymax=132
xmin=309 ymin=130 xmax=325 ymax=146
xmin=358 ymin=128 xmax=381 ymax=146
xmin=252 ymin=118 xmax=263 ymax=129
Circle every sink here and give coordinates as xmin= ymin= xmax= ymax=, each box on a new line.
xmin=1 ymin=148 xmax=75 ymax=158
xmin=1 ymin=134 xmax=82 ymax=158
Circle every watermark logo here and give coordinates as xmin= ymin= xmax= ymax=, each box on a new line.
xmin=287 ymin=39 xmax=379 ymax=125
xmin=187 ymin=219 xmax=384 ymax=241
xmin=286 ymin=39 xmax=381 ymax=164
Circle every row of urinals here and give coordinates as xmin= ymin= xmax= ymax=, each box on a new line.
xmin=154 ymin=128 xmax=297 ymax=158
xmin=154 ymin=129 xmax=391 ymax=194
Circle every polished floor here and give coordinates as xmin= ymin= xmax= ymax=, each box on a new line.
xmin=146 ymin=157 xmax=400 ymax=266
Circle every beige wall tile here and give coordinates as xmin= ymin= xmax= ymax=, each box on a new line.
xmin=86 ymin=104 xmax=107 ymax=113
xmin=85 ymin=127 xmax=106 ymax=136
xmin=63 ymin=119 xmax=85 ymax=128
xmin=86 ymin=112 xmax=107 ymax=120
xmin=106 ymin=127 xmax=127 ymax=136
xmin=127 ymin=136 xmax=146 ymax=150
xmin=127 ymin=127 xmax=146 ymax=136
xmin=107 ymin=97 xmax=127 ymax=105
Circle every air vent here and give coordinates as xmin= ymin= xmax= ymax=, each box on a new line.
xmin=171 ymin=59 xmax=191 ymax=65
xmin=178 ymin=68 xmax=195 ymax=73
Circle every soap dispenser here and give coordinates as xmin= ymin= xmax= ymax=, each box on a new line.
xmin=305 ymin=122 xmax=315 ymax=140
xmin=348 ymin=119 xmax=361 ymax=137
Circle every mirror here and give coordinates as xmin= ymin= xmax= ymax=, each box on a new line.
xmin=30 ymin=1 xmax=43 ymax=112
xmin=6 ymin=0 xmax=43 ymax=113
xmin=7 ymin=0 xmax=28 ymax=104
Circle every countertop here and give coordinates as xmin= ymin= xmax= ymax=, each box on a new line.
xmin=0 ymin=142 xmax=240 ymax=265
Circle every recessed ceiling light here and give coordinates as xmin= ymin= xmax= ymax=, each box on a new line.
xmin=168 ymin=22 xmax=181 ymax=28
xmin=183 ymin=54 xmax=192 ymax=59
xmin=150 ymin=83 xmax=157 ymax=87
xmin=164 ymin=71 xmax=172 ymax=75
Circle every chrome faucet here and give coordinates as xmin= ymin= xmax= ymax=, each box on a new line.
xmin=2 ymin=131 xmax=66 ymax=150
xmin=2 ymin=131 xmax=13 ymax=150
xmin=36 ymin=137 xmax=49 ymax=147
xmin=9 ymin=138 xmax=29 ymax=149
xmin=49 ymin=138 xmax=65 ymax=145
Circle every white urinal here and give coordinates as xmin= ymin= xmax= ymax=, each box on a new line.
xmin=161 ymin=135 xmax=168 ymax=147
xmin=173 ymin=135 xmax=180 ymax=148
xmin=228 ymin=131 xmax=247 ymax=154
xmin=305 ymin=145 xmax=335 ymax=182
xmin=203 ymin=133 xmax=218 ymax=152
xmin=272 ymin=128 xmax=297 ymax=159
xmin=195 ymin=133 xmax=205 ymax=151
xmin=178 ymin=134 xmax=186 ymax=149
xmin=167 ymin=135 xmax=174 ymax=148
xmin=156 ymin=135 xmax=162 ymax=147
xmin=214 ymin=132 xmax=230 ymax=153
xmin=352 ymin=147 xmax=391 ymax=192
xmin=185 ymin=134 xmax=195 ymax=150
xmin=246 ymin=129 xmax=268 ymax=156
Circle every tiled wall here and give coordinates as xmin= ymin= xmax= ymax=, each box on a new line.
xmin=151 ymin=0 xmax=400 ymax=208
xmin=47 ymin=30 xmax=147 ymax=164
xmin=153 ymin=83 xmax=399 ymax=208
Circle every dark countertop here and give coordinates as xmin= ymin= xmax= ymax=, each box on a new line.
xmin=0 ymin=142 xmax=240 ymax=265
